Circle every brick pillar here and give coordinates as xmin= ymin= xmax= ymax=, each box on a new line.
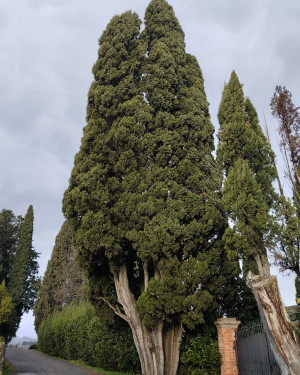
xmin=215 ymin=318 xmax=241 ymax=375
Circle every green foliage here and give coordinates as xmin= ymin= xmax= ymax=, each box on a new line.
xmin=8 ymin=206 xmax=38 ymax=308
xmin=38 ymin=302 xmax=139 ymax=373
xmin=137 ymin=256 xmax=218 ymax=330
xmin=63 ymin=0 xmax=235 ymax=342
xmin=0 ymin=281 xmax=13 ymax=325
xmin=2 ymin=359 xmax=15 ymax=375
xmin=34 ymin=220 xmax=87 ymax=332
xmin=234 ymin=276 xmax=260 ymax=323
xmin=222 ymin=158 xmax=269 ymax=260
xmin=272 ymin=196 xmax=300 ymax=299
xmin=217 ymin=72 xmax=277 ymax=266
xmin=217 ymin=72 xmax=276 ymax=207
xmin=216 ymin=71 xmax=278 ymax=320
xmin=217 ymin=71 xmax=246 ymax=171
xmin=0 ymin=210 xmax=22 ymax=285
xmin=0 ymin=205 xmax=39 ymax=341
xmin=179 ymin=334 xmax=221 ymax=375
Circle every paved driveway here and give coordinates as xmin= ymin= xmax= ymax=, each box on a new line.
xmin=6 ymin=347 xmax=103 ymax=375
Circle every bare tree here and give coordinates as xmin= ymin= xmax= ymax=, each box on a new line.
xmin=271 ymin=86 xmax=300 ymax=196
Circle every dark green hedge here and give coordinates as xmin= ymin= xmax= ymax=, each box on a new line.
xmin=38 ymin=302 xmax=221 ymax=374
xmin=179 ymin=334 xmax=221 ymax=375
xmin=37 ymin=302 xmax=140 ymax=373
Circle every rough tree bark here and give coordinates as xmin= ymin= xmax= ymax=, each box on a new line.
xmin=112 ymin=265 xmax=182 ymax=375
xmin=254 ymin=253 xmax=271 ymax=278
xmin=247 ymin=272 xmax=300 ymax=375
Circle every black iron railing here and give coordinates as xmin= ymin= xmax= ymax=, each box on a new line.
xmin=236 ymin=320 xmax=281 ymax=375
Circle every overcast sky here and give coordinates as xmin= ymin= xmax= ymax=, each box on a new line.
xmin=1 ymin=0 xmax=299 ymax=338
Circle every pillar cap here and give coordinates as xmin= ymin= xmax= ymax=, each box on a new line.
xmin=215 ymin=317 xmax=241 ymax=329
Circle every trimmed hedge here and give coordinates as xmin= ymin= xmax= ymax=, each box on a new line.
xmin=179 ymin=334 xmax=221 ymax=375
xmin=37 ymin=302 xmax=139 ymax=373
xmin=38 ymin=302 xmax=221 ymax=374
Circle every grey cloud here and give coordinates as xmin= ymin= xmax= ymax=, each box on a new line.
xmin=1 ymin=0 xmax=299 ymax=337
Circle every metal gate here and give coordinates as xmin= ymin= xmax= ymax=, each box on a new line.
xmin=236 ymin=320 xmax=281 ymax=375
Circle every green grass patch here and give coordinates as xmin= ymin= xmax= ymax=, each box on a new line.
xmin=2 ymin=359 xmax=15 ymax=375
xmin=68 ymin=359 xmax=137 ymax=375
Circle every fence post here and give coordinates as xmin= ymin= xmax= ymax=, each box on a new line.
xmin=215 ymin=318 xmax=241 ymax=375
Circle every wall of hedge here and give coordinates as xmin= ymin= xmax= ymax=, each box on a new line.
xmin=38 ymin=302 xmax=221 ymax=374
xmin=37 ymin=302 xmax=140 ymax=373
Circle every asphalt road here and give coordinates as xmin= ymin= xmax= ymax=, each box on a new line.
xmin=5 ymin=347 xmax=104 ymax=375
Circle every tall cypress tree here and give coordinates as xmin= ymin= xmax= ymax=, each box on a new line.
xmin=0 ymin=210 xmax=23 ymax=285
xmin=1 ymin=205 xmax=39 ymax=341
xmin=217 ymin=71 xmax=277 ymax=278
xmin=34 ymin=220 xmax=86 ymax=332
xmin=63 ymin=2 xmax=233 ymax=374
xmin=217 ymin=72 xmax=276 ymax=203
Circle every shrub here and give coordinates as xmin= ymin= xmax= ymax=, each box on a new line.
xmin=37 ymin=302 xmax=139 ymax=373
xmin=38 ymin=318 xmax=56 ymax=356
xmin=179 ymin=334 xmax=221 ymax=375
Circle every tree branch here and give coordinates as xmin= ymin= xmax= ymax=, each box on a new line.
xmin=96 ymin=296 xmax=129 ymax=322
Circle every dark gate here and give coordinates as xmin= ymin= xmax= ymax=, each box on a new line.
xmin=236 ymin=320 xmax=281 ymax=375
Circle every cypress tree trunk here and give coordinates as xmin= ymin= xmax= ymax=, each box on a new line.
xmin=163 ymin=324 xmax=183 ymax=375
xmin=254 ymin=253 xmax=270 ymax=278
xmin=113 ymin=265 xmax=182 ymax=375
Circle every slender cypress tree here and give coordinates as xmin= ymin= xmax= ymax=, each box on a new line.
xmin=217 ymin=72 xmax=276 ymax=204
xmin=63 ymin=2 xmax=233 ymax=374
xmin=0 ymin=210 xmax=23 ymax=285
xmin=1 ymin=205 xmax=39 ymax=341
xmin=217 ymin=71 xmax=277 ymax=277
xmin=217 ymin=71 xmax=246 ymax=171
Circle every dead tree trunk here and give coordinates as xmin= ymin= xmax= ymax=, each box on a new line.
xmin=247 ymin=272 xmax=300 ymax=375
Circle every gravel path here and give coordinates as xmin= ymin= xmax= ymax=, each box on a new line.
xmin=5 ymin=347 xmax=104 ymax=375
